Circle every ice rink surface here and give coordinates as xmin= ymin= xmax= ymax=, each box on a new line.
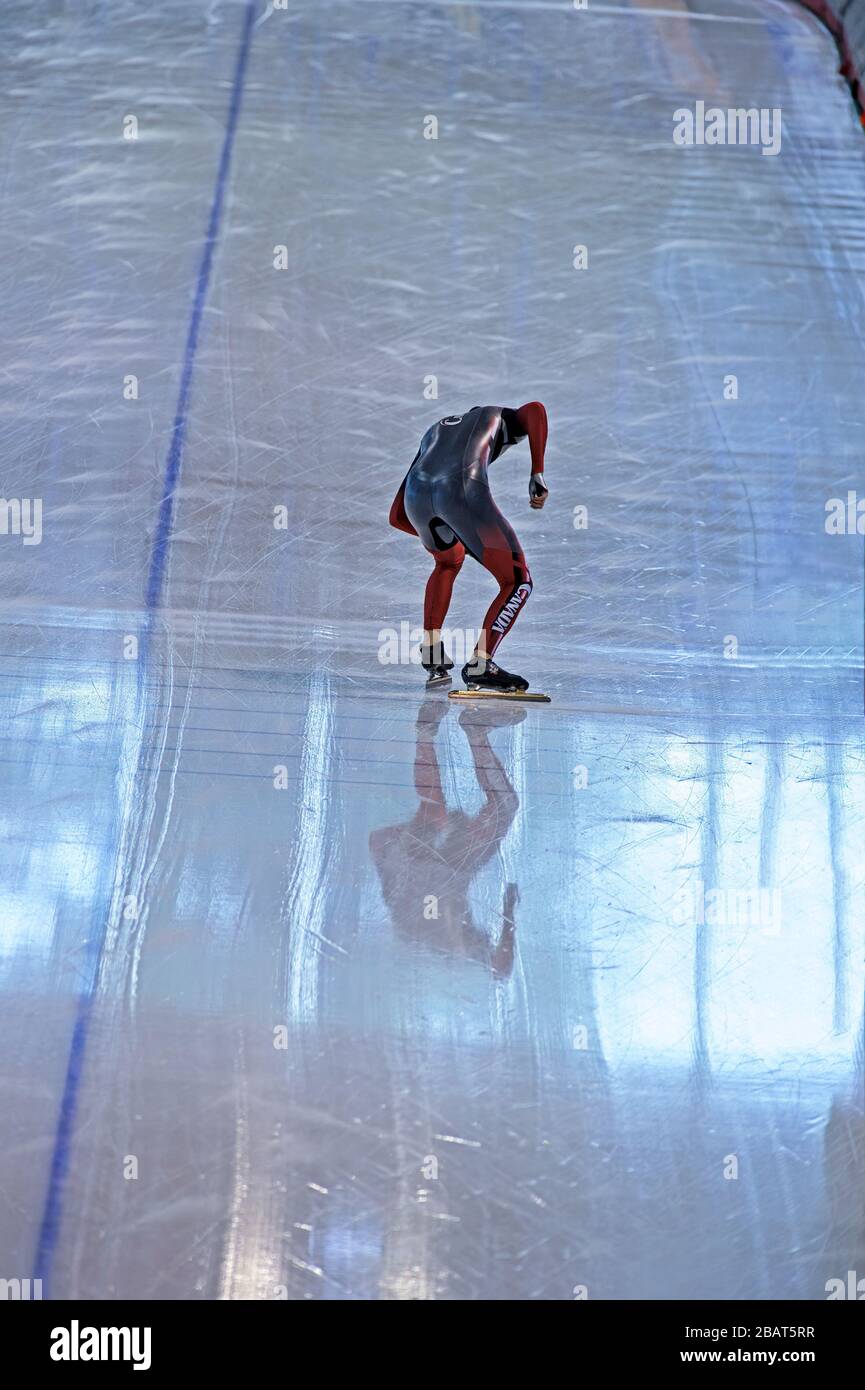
xmin=1 ymin=0 xmax=863 ymax=1300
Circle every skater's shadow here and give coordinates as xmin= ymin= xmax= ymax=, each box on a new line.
xmin=369 ymin=697 xmax=523 ymax=977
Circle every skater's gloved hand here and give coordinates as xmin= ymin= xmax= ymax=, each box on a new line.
xmin=528 ymin=473 xmax=549 ymax=510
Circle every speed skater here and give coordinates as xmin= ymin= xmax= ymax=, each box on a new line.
xmin=388 ymin=402 xmax=549 ymax=692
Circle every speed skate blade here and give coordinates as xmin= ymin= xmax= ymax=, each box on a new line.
xmin=449 ymin=689 xmax=551 ymax=703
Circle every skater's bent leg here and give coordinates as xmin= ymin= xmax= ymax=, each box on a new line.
xmin=446 ymin=494 xmax=532 ymax=674
xmin=474 ymin=549 xmax=533 ymax=665
xmin=423 ymin=543 xmax=465 ymax=630
xmin=423 ymin=542 xmax=465 ymax=660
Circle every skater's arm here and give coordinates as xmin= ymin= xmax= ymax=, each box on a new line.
xmin=502 ymin=402 xmax=549 ymax=509
xmin=513 ymin=401 xmax=548 ymax=476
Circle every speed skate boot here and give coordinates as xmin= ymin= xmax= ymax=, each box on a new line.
xmin=421 ymin=638 xmax=455 ymax=687
xmin=460 ymin=657 xmax=529 ymax=693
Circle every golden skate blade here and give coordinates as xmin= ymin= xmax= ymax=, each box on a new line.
xmin=449 ymin=689 xmax=551 ymax=703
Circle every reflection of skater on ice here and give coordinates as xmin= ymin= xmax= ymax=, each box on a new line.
xmin=369 ymin=700 xmax=524 ymax=977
